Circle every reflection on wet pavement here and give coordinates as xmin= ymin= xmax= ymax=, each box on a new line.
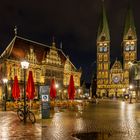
xmin=72 ymin=132 xmax=112 ymax=140
xmin=1 ymin=100 xmax=140 ymax=139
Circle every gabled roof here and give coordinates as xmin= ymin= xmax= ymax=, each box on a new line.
xmin=0 ymin=35 xmax=77 ymax=71
xmin=97 ymin=1 xmax=110 ymax=42
xmin=111 ymin=59 xmax=122 ymax=70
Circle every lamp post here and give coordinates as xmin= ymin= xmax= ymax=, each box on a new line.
xmin=55 ymin=83 xmax=59 ymax=99
xmin=21 ymin=60 xmax=29 ymax=123
xmin=122 ymin=88 xmax=125 ymax=101
xmin=129 ymin=85 xmax=133 ymax=104
xmin=2 ymin=78 xmax=8 ymax=111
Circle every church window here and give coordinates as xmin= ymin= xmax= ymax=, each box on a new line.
xmin=128 ymin=36 xmax=132 ymax=40
xmin=125 ymin=53 xmax=129 ymax=60
xmin=98 ymin=72 xmax=101 ymax=78
xmin=130 ymin=53 xmax=135 ymax=60
xmin=101 ymin=36 xmax=106 ymax=41
xmin=104 ymin=55 xmax=108 ymax=61
xmin=99 ymin=64 xmax=103 ymax=70
xmin=124 ymin=71 xmax=129 ymax=78
xmin=101 ymin=72 xmax=104 ymax=78
xmin=98 ymin=55 xmax=102 ymax=61
xmin=104 ymin=63 xmax=108 ymax=70
xmin=105 ymin=72 xmax=108 ymax=78
xmin=103 ymin=47 xmax=107 ymax=52
xmin=124 ymin=63 xmax=130 ymax=69
xmin=99 ymin=47 xmax=103 ymax=52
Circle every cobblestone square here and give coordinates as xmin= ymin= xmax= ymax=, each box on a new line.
xmin=0 ymin=100 xmax=140 ymax=140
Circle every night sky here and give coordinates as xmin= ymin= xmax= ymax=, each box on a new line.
xmin=0 ymin=0 xmax=140 ymax=82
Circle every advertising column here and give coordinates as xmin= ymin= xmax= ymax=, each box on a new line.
xmin=40 ymin=86 xmax=50 ymax=119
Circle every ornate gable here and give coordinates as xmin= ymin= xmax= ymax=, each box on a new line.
xmin=26 ymin=47 xmax=38 ymax=64
xmin=111 ymin=59 xmax=122 ymax=71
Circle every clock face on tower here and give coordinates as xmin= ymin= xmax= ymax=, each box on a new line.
xmin=112 ymin=75 xmax=121 ymax=83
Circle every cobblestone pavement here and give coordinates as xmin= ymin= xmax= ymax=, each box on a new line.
xmin=0 ymin=100 xmax=140 ymax=140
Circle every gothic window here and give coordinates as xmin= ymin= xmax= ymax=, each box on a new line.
xmin=124 ymin=71 xmax=129 ymax=78
xmin=104 ymin=80 xmax=108 ymax=84
xmin=101 ymin=72 xmax=104 ymax=78
xmin=104 ymin=55 xmax=108 ymax=61
xmin=98 ymin=72 xmax=101 ymax=78
xmin=101 ymin=36 xmax=106 ymax=41
xmin=105 ymin=72 xmax=108 ymax=78
xmin=98 ymin=64 xmax=102 ymax=70
xmin=128 ymin=36 xmax=132 ymax=40
xmin=125 ymin=53 xmax=129 ymax=60
xmin=104 ymin=63 xmax=108 ymax=70
xmin=98 ymin=55 xmax=102 ymax=61
xmin=103 ymin=47 xmax=107 ymax=52
xmin=100 ymin=80 xmax=103 ymax=84
xmin=130 ymin=53 xmax=135 ymax=60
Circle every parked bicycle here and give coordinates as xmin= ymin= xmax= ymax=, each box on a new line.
xmin=17 ymin=105 xmax=36 ymax=123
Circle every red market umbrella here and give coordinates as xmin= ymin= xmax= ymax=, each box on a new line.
xmin=68 ymin=75 xmax=75 ymax=100
xmin=26 ymin=71 xmax=35 ymax=100
xmin=50 ymin=78 xmax=56 ymax=99
xmin=12 ymin=76 xmax=20 ymax=100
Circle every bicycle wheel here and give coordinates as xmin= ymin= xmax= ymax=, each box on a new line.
xmin=28 ymin=111 xmax=36 ymax=123
xmin=17 ymin=109 xmax=24 ymax=121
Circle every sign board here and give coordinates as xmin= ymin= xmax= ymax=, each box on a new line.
xmin=39 ymin=85 xmax=50 ymax=119
xmin=42 ymin=95 xmax=49 ymax=102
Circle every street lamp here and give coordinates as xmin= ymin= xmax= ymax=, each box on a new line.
xmin=21 ymin=60 xmax=29 ymax=123
xmin=122 ymin=88 xmax=125 ymax=101
xmin=2 ymin=78 xmax=8 ymax=111
xmin=55 ymin=83 xmax=59 ymax=89
xmin=129 ymin=85 xmax=133 ymax=103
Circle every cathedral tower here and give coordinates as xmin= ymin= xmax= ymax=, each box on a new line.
xmin=96 ymin=1 xmax=110 ymax=96
xmin=123 ymin=5 xmax=137 ymax=86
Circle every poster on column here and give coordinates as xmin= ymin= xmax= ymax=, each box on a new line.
xmin=39 ymin=85 xmax=50 ymax=119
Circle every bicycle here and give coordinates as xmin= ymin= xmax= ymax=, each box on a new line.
xmin=17 ymin=105 xmax=36 ymax=123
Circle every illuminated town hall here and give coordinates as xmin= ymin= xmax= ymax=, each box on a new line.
xmin=96 ymin=4 xmax=137 ymax=97
xmin=0 ymin=33 xmax=81 ymax=100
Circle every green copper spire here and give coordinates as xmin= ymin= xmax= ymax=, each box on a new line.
xmin=123 ymin=4 xmax=137 ymax=40
xmin=97 ymin=1 xmax=110 ymax=41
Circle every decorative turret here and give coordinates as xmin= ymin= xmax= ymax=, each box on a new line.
xmin=52 ymin=36 xmax=56 ymax=49
xmin=14 ymin=26 xmax=17 ymax=36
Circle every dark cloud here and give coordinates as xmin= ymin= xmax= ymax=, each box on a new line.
xmin=0 ymin=0 xmax=140 ymax=82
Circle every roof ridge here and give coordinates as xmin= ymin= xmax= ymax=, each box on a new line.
xmin=16 ymin=35 xmax=51 ymax=48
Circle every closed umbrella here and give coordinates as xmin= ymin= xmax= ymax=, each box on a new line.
xmin=12 ymin=76 xmax=20 ymax=100
xmin=50 ymin=78 xmax=56 ymax=99
xmin=26 ymin=71 xmax=35 ymax=100
xmin=68 ymin=75 xmax=75 ymax=100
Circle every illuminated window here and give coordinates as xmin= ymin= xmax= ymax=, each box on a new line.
xmin=98 ymin=55 xmax=102 ymax=61
xmin=130 ymin=53 xmax=135 ymax=60
xmin=98 ymin=72 xmax=101 ymax=78
xmin=101 ymin=72 xmax=104 ymax=78
xmin=104 ymin=64 xmax=108 ymax=70
xmin=105 ymin=72 xmax=108 ymax=78
xmin=104 ymin=55 xmax=108 ymax=61
xmin=125 ymin=53 xmax=129 ymax=60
